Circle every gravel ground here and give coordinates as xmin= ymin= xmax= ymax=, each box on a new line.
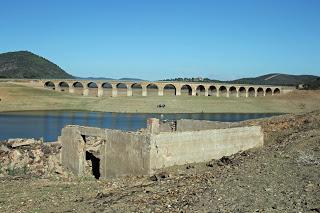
xmin=0 ymin=111 xmax=319 ymax=212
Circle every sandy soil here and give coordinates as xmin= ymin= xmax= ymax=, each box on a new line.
xmin=0 ymin=110 xmax=319 ymax=212
xmin=0 ymin=82 xmax=320 ymax=113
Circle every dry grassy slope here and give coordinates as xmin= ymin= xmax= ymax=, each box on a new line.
xmin=0 ymin=82 xmax=320 ymax=113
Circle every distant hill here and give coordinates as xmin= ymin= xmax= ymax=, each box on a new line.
xmin=119 ymin=78 xmax=145 ymax=81
xmin=161 ymin=73 xmax=319 ymax=88
xmin=78 ymin=77 xmax=114 ymax=80
xmin=304 ymin=76 xmax=320 ymax=89
xmin=77 ymin=77 xmax=146 ymax=81
xmin=230 ymin=73 xmax=319 ymax=86
xmin=0 ymin=51 xmax=74 ymax=79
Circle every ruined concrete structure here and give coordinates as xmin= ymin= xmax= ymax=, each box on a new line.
xmin=36 ymin=79 xmax=295 ymax=97
xmin=59 ymin=118 xmax=264 ymax=179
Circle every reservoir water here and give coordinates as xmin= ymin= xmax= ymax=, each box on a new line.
xmin=0 ymin=111 xmax=280 ymax=142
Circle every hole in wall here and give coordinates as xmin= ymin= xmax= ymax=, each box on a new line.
xmin=85 ymin=151 xmax=101 ymax=179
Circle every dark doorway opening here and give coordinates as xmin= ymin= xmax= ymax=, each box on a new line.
xmin=85 ymin=151 xmax=101 ymax=179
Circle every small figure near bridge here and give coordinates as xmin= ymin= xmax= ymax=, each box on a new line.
xmin=157 ymin=104 xmax=166 ymax=108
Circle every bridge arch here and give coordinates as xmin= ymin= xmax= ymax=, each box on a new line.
xmin=257 ymin=87 xmax=264 ymax=96
xmin=146 ymin=83 xmax=158 ymax=96
xmin=265 ymin=88 xmax=272 ymax=96
xmin=72 ymin=81 xmax=84 ymax=95
xmin=44 ymin=81 xmax=55 ymax=90
xmin=58 ymin=81 xmax=69 ymax=92
xmin=181 ymin=84 xmax=192 ymax=96
xmin=87 ymin=82 xmax=98 ymax=88
xmin=208 ymin=86 xmax=217 ymax=97
xmin=196 ymin=85 xmax=205 ymax=96
xmin=238 ymin=87 xmax=246 ymax=97
xmin=248 ymin=87 xmax=255 ymax=97
xmin=102 ymin=82 xmax=112 ymax=97
xmin=116 ymin=83 xmax=128 ymax=96
xmin=163 ymin=84 xmax=176 ymax=96
xmin=274 ymin=88 xmax=280 ymax=95
xmin=229 ymin=86 xmax=237 ymax=97
xmin=72 ymin=82 xmax=83 ymax=88
xmin=131 ymin=83 xmax=142 ymax=96
xmin=86 ymin=82 xmax=98 ymax=96
xmin=219 ymin=86 xmax=227 ymax=97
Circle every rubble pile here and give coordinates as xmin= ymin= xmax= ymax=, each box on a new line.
xmin=0 ymin=138 xmax=67 ymax=177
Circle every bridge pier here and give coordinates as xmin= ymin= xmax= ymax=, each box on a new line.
xmin=204 ymin=87 xmax=209 ymax=96
xmin=127 ymin=88 xmax=133 ymax=96
xmin=68 ymin=83 xmax=75 ymax=94
xmin=112 ymin=87 xmax=117 ymax=97
xmin=158 ymin=87 xmax=164 ymax=96
xmin=97 ymin=87 xmax=104 ymax=97
xmin=83 ymin=87 xmax=89 ymax=96
xmin=69 ymin=88 xmax=75 ymax=94
xmin=175 ymin=87 xmax=181 ymax=96
xmin=142 ymin=86 xmax=147 ymax=96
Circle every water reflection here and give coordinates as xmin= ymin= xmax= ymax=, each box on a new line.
xmin=0 ymin=111 xmax=280 ymax=142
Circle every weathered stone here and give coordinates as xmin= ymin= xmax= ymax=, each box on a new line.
xmin=47 ymin=154 xmax=67 ymax=176
xmin=10 ymin=149 xmax=22 ymax=162
xmin=9 ymin=138 xmax=41 ymax=148
xmin=0 ymin=139 xmax=68 ymax=177
xmin=31 ymin=149 xmax=43 ymax=163
xmin=0 ymin=145 xmax=10 ymax=153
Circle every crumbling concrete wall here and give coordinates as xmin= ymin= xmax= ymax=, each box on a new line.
xmin=102 ymin=129 xmax=150 ymax=177
xmin=60 ymin=125 xmax=151 ymax=178
xmin=175 ymin=119 xmax=238 ymax=132
xmin=159 ymin=119 xmax=238 ymax=132
xmin=60 ymin=127 xmax=86 ymax=176
xmin=149 ymin=126 xmax=263 ymax=171
xmin=60 ymin=119 xmax=264 ymax=178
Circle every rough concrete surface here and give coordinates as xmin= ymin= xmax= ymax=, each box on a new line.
xmin=60 ymin=120 xmax=263 ymax=178
xmin=150 ymin=126 xmax=263 ymax=170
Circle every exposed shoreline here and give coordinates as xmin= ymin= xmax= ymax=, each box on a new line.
xmin=0 ymin=108 xmax=286 ymax=115
xmin=1 ymin=110 xmax=319 ymax=212
xmin=0 ymin=82 xmax=320 ymax=114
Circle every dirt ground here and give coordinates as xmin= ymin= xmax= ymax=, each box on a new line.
xmin=0 ymin=82 xmax=320 ymax=113
xmin=0 ymin=110 xmax=319 ymax=212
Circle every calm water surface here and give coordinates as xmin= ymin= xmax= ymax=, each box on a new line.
xmin=0 ymin=111 xmax=280 ymax=142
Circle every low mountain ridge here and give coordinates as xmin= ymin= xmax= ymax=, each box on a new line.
xmin=0 ymin=51 xmax=73 ymax=79
xmin=231 ymin=73 xmax=319 ymax=86
xmin=161 ymin=73 xmax=320 ymax=88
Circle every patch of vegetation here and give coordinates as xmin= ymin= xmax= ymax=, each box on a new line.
xmin=6 ymin=164 xmax=29 ymax=176
xmin=0 ymin=51 xmax=74 ymax=79
xmin=304 ymin=77 xmax=320 ymax=89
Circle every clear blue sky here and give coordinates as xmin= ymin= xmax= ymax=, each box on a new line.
xmin=1 ymin=0 xmax=319 ymax=80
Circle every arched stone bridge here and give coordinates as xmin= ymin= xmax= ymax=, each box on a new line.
xmin=40 ymin=79 xmax=295 ymax=98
